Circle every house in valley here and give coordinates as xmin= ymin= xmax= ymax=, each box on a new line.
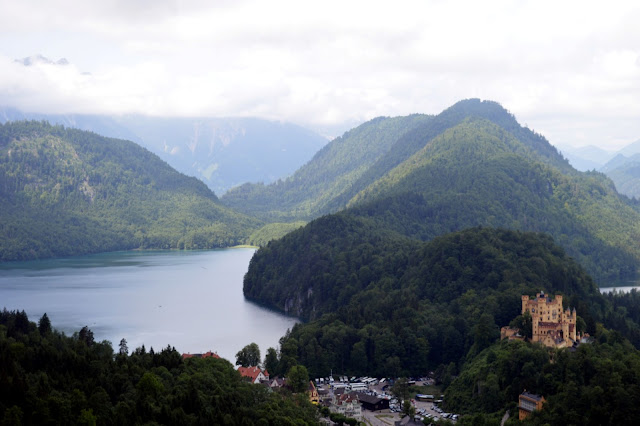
xmin=238 ymin=366 xmax=270 ymax=384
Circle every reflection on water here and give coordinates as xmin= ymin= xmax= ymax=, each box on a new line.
xmin=0 ymin=249 xmax=298 ymax=362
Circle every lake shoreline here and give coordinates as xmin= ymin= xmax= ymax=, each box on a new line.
xmin=0 ymin=248 xmax=296 ymax=362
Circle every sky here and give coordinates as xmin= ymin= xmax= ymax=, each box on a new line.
xmin=1 ymin=0 xmax=639 ymax=150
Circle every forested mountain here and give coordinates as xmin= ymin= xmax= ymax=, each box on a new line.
xmin=344 ymin=118 xmax=640 ymax=282
xmin=222 ymin=99 xmax=574 ymax=220
xmin=246 ymin=224 xmax=631 ymax=376
xmin=0 ymin=107 xmax=327 ymax=195
xmin=0 ymin=121 xmax=260 ymax=261
xmin=222 ymin=114 xmax=432 ymax=221
xmin=238 ymin=100 xmax=640 ymax=283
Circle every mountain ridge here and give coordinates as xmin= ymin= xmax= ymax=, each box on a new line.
xmin=0 ymin=107 xmax=327 ymax=195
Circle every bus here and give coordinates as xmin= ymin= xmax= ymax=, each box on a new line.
xmin=349 ymin=383 xmax=367 ymax=391
xmin=416 ymin=394 xmax=435 ymax=402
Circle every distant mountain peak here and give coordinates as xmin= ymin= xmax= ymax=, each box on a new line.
xmin=15 ymin=54 xmax=69 ymax=67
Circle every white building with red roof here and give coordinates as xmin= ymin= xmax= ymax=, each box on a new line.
xmin=237 ymin=366 xmax=270 ymax=384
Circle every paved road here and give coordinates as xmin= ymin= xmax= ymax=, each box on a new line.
xmin=361 ymin=409 xmax=400 ymax=426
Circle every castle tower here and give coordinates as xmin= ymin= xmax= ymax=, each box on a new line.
xmin=554 ymin=294 xmax=563 ymax=307
xmin=521 ymin=295 xmax=530 ymax=315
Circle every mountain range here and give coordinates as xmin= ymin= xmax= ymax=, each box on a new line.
xmin=0 ymin=107 xmax=327 ymax=195
xmin=3 ymin=99 xmax=639 ymax=281
xmin=560 ymin=140 xmax=640 ymax=199
xmin=236 ymin=99 xmax=640 ymax=285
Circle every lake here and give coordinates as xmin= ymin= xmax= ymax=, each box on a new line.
xmin=600 ymin=285 xmax=640 ymax=294
xmin=0 ymin=248 xmax=298 ymax=362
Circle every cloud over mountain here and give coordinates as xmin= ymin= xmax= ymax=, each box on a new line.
xmin=0 ymin=0 xmax=639 ymax=147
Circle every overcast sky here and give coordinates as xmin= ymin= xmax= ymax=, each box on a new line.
xmin=1 ymin=0 xmax=639 ymax=149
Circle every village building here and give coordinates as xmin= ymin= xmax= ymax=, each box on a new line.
xmin=308 ymin=381 xmax=320 ymax=404
xmin=317 ymin=387 xmax=331 ymax=405
xmin=522 ymin=291 xmax=578 ymax=348
xmin=330 ymin=392 xmax=362 ymax=421
xmin=181 ymin=351 xmax=221 ymax=360
xmin=358 ymin=393 xmax=390 ymax=411
xmin=518 ymin=391 xmax=545 ymax=420
xmin=269 ymin=377 xmax=286 ymax=389
xmin=237 ymin=366 xmax=269 ymax=384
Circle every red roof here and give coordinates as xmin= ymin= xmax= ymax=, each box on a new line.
xmin=238 ymin=366 xmax=265 ymax=382
xmin=337 ymin=393 xmax=359 ymax=405
xmin=181 ymin=351 xmax=221 ymax=360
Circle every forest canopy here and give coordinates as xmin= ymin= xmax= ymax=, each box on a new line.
xmin=0 ymin=309 xmax=318 ymax=425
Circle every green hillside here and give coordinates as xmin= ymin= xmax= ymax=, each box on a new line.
xmin=0 ymin=121 xmax=260 ymax=261
xmin=222 ymin=99 xmax=573 ymax=222
xmin=345 ymin=118 xmax=640 ymax=282
xmin=246 ymin=225 xmax=621 ymax=376
xmin=228 ymin=99 xmax=640 ymax=282
xmin=221 ymin=114 xmax=432 ymax=220
xmin=445 ymin=335 xmax=640 ymax=424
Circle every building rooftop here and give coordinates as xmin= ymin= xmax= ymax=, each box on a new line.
xmin=357 ymin=393 xmax=385 ymax=404
xmin=182 ymin=351 xmax=220 ymax=360
xmin=521 ymin=391 xmax=544 ymax=401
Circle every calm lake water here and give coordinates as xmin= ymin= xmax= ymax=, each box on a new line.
xmin=0 ymin=248 xmax=298 ymax=362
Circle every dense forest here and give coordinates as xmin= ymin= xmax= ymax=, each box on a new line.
xmin=448 ymin=332 xmax=640 ymax=425
xmin=0 ymin=310 xmax=318 ymax=425
xmin=246 ymin=224 xmax=622 ymax=377
xmin=0 ymin=121 xmax=261 ymax=261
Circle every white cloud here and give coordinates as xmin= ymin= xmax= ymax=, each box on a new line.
xmin=0 ymin=0 xmax=639 ymax=148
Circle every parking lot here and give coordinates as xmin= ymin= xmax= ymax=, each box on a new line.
xmin=364 ymin=380 xmax=458 ymax=424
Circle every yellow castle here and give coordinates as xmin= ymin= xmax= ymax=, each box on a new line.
xmin=521 ymin=291 xmax=577 ymax=348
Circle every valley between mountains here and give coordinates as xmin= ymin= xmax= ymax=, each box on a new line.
xmin=2 ymin=99 xmax=640 ymax=424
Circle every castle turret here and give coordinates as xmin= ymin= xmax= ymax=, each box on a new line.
xmin=521 ymin=295 xmax=530 ymax=315
xmin=555 ymin=294 xmax=563 ymax=306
